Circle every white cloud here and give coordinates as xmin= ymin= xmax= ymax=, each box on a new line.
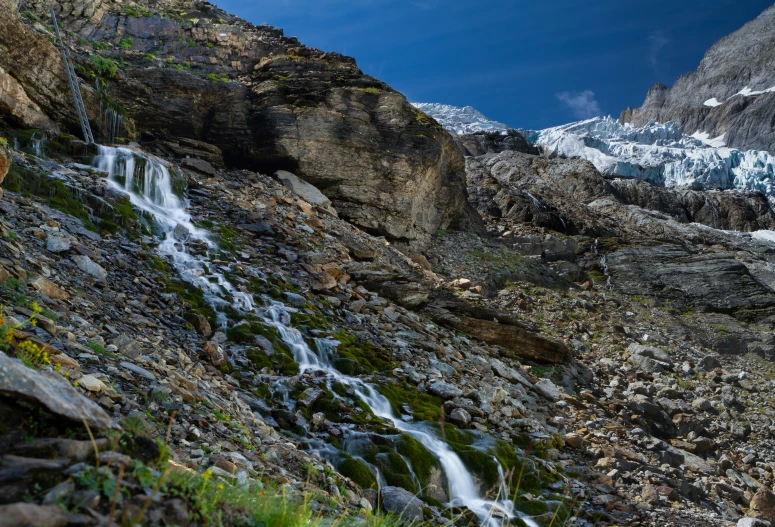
xmin=556 ymin=90 xmax=601 ymax=119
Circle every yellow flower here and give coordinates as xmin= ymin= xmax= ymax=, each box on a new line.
xmin=202 ymin=469 xmax=213 ymax=481
xmin=31 ymin=302 xmax=41 ymax=314
xmin=217 ymin=483 xmax=224 ymax=490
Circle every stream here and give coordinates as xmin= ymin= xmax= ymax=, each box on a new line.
xmin=92 ymin=145 xmax=539 ymax=527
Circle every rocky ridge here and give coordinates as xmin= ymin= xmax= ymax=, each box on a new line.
xmin=621 ymin=4 xmax=775 ymax=152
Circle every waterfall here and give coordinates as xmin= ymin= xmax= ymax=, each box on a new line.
xmin=91 ymin=145 xmax=540 ymax=527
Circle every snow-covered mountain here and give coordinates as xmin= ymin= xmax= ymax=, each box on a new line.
xmin=531 ymin=117 xmax=775 ymax=199
xmin=412 ymin=103 xmax=510 ymax=135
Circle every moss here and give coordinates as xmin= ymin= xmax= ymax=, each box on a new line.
xmin=396 ymin=434 xmax=438 ymax=494
xmin=516 ymin=499 xmax=548 ymax=516
xmin=378 ymin=381 xmax=442 ymax=422
xmin=332 ymin=331 xmax=395 ymax=374
xmin=290 ymin=311 xmax=331 ymax=332
xmin=338 ymin=457 xmax=377 ymax=489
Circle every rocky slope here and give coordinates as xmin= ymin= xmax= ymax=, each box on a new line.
xmin=621 ymin=4 xmax=775 ymax=152
xmin=2 ymin=2 xmax=775 ymax=527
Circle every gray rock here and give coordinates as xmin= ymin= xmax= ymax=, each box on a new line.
xmin=120 ymin=361 xmax=156 ymax=380
xmin=698 ymin=355 xmax=721 ymax=372
xmin=276 ymin=171 xmax=331 ymax=207
xmin=0 ymin=351 xmax=114 ymax=429
xmin=533 ymin=378 xmax=562 ymax=401
xmin=628 ymin=343 xmax=672 ymax=364
xmin=429 ymin=360 xmax=456 ymax=376
xmin=380 ymin=486 xmax=423 ymax=523
xmin=72 ymin=255 xmax=107 ymax=281
xmin=448 ymin=408 xmax=471 ymax=426
xmin=283 ymin=292 xmax=307 ymax=307
xmin=112 ymin=334 xmax=142 ymax=359
xmin=737 ymin=519 xmax=771 ymax=527
xmin=297 ymin=388 xmax=323 ymax=407
xmin=428 ymin=382 xmax=463 ymax=399
xmin=173 ymin=224 xmax=190 ymax=241
xmin=46 ymin=235 xmax=71 ymax=253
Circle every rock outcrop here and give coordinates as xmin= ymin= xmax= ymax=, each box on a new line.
xmin=621 ymin=4 xmax=775 ymax=152
xmin=0 ymin=1 xmax=470 ymax=246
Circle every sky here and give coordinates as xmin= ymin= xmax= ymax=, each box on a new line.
xmin=213 ymin=0 xmax=773 ymax=130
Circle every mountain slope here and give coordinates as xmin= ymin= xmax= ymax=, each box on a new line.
xmin=621 ymin=4 xmax=775 ymax=152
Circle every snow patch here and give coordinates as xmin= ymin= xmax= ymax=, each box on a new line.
xmin=752 ymin=230 xmax=775 ymax=244
xmin=691 ymin=131 xmax=726 ymax=148
xmin=704 ymin=97 xmax=723 ymax=107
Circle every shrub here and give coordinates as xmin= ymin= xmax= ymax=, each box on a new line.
xmin=91 ymin=55 xmax=119 ymax=78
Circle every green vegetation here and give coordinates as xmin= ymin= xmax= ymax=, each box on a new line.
xmin=338 ymin=457 xmax=377 ymax=489
xmin=91 ymin=55 xmax=119 ymax=78
xmin=348 ymin=86 xmax=382 ymax=94
xmin=118 ymin=38 xmax=134 ymax=50
xmin=0 ymin=137 xmax=7 ymax=147
xmin=379 ymin=381 xmax=443 ymax=422
xmin=331 ymin=330 xmax=395 ymax=374
xmin=143 ymin=53 xmax=157 ymax=61
xmin=120 ymin=4 xmax=154 ymax=17
xmin=206 ymin=73 xmax=229 ymax=83
xmin=92 ymin=41 xmax=110 ymax=50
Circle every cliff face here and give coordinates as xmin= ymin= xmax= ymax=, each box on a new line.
xmin=621 ymin=4 xmax=775 ymax=152
xmin=0 ymin=0 xmax=470 ymax=246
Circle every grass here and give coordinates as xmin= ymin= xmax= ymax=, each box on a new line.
xmin=118 ymin=38 xmax=134 ymax=50
xmin=90 ymin=55 xmax=120 ymax=78
xmin=206 ymin=73 xmax=229 ymax=83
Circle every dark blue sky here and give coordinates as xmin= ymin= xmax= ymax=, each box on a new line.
xmin=214 ymin=0 xmax=773 ymax=130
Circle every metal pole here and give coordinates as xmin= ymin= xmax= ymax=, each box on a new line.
xmin=51 ymin=9 xmax=94 ymax=144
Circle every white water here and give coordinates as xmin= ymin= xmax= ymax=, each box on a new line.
xmin=92 ymin=145 xmax=538 ymax=527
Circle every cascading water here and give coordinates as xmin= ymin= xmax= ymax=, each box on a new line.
xmin=91 ymin=144 xmax=539 ymax=527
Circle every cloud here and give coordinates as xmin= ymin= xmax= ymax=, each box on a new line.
xmin=555 ymin=90 xmax=601 ymax=119
xmin=647 ymin=31 xmax=670 ymax=74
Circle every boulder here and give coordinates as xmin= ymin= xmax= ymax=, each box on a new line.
xmin=276 ymin=171 xmax=331 ymax=208
xmin=30 ymin=276 xmax=69 ymax=301
xmin=0 ymin=351 xmax=114 ymax=429
xmin=71 ymin=255 xmax=107 ymax=281
xmin=428 ymin=382 xmax=463 ymax=399
xmin=380 ymin=486 xmax=423 ymax=523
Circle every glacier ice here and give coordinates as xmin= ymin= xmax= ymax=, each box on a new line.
xmin=532 ymin=117 xmax=775 ymax=200
xmin=411 ymin=102 xmax=775 ymax=204
xmin=412 ymin=102 xmax=510 ymax=135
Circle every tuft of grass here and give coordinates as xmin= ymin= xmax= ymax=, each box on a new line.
xmin=91 ymin=55 xmax=119 ymax=78
xmin=206 ymin=73 xmax=229 ymax=83
xmin=118 ymin=38 xmax=134 ymax=50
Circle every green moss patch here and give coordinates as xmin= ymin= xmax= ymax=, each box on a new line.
xmin=333 ymin=331 xmax=395 ymax=374
xmin=378 ymin=381 xmax=443 ymax=422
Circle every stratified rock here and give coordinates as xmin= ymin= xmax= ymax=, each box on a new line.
xmin=455 ymin=130 xmax=539 ymax=157
xmin=0 ymin=351 xmax=114 ymax=429
xmin=29 ymin=276 xmax=69 ymax=301
xmin=380 ymin=486 xmax=423 ymax=523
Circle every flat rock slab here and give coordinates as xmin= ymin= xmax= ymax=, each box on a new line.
xmin=0 ymin=351 xmax=114 ymax=429
xmin=380 ymin=486 xmax=423 ymax=523
xmin=120 ymin=361 xmax=156 ymax=380
xmin=71 ymin=255 xmax=107 ymax=281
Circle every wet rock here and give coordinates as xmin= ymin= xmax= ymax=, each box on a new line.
xmin=173 ymin=224 xmax=190 ymax=241
xmin=71 ymin=255 xmax=107 ymax=281
xmin=297 ymin=388 xmax=323 ymax=407
xmin=0 ymin=351 xmax=113 ymax=429
xmin=203 ymin=342 xmax=227 ymax=367
xmin=283 ymin=292 xmax=307 ymax=307
xmin=184 ymin=312 xmax=212 ymax=337
xmin=429 ymin=382 xmax=463 ymax=399
xmin=380 ymin=486 xmax=423 ymax=523
xmin=449 ymin=408 xmax=471 ymax=426
xmin=29 ymin=276 xmax=69 ymax=301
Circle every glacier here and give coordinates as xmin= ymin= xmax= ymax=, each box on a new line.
xmin=531 ymin=117 xmax=775 ymax=200
xmin=414 ymin=102 xmax=775 ymax=203
xmin=412 ymin=102 xmax=510 ymax=135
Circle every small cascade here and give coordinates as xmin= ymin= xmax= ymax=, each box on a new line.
xmin=599 ymin=255 xmax=612 ymax=290
xmin=31 ymin=131 xmax=45 ymax=157
xmin=91 ymin=144 xmax=540 ymax=527
xmin=102 ymin=108 xmax=123 ymax=145
xmin=524 ymin=191 xmax=545 ymax=210
xmin=703 ymin=194 xmax=719 ymax=229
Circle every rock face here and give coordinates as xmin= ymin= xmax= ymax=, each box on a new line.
xmin=0 ymin=5 xmax=95 ymax=133
xmin=621 ymin=5 xmax=775 ymax=152
xmin=0 ymin=142 xmax=9 ymax=184
xmin=454 ymin=130 xmax=539 ymax=157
